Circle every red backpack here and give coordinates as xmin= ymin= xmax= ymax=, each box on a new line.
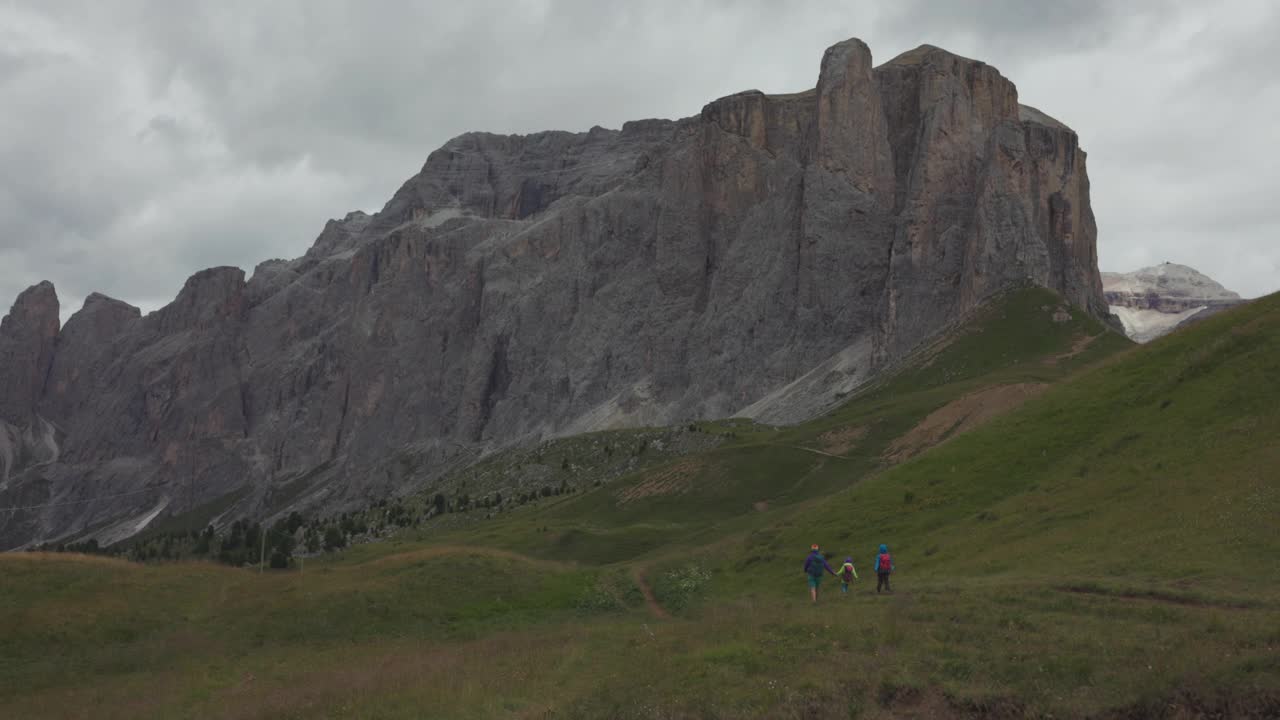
xmin=878 ymin=552 xmax=892 ymax=573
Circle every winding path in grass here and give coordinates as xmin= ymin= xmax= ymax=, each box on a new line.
xmin=788 ymin=445 xmax=850 ymax=459
xmin=361 ymin=544 xmax=674 ymax=618
xmin=758 ymin=443 xmax=850 ymax=459
xmin=631 ymin=567 xmax=670 ymax=619
xmin=363 ymin=544 xmax=569 ymax=570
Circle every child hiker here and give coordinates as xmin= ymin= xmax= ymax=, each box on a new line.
xmin=837 ymin=556 xmax=858 ymax=594
xmin=873 ymin=543 xmax=894 ymax=594
xmin=802 ymin=544 xmax=837 ymax=603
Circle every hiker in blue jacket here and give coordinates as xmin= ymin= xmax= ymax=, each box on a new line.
xmin=874 ymin=543 xmax=894 ymax=593
xmin=803 ymin=544 xmax=837 ymax=603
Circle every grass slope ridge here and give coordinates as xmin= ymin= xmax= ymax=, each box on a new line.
xmin=3 ymin=289 xmax=1278 ymax=719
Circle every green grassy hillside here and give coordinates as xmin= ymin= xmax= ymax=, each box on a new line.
xmin=3 ymin=288 xmax=1278 ymax=719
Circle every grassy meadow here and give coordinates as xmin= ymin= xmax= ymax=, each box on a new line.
xmin=3 ymin=288 xmax=1278 ymax=719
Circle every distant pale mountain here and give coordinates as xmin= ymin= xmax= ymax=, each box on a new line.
xmin=1102 ymin=263 xmax=1245 ymax=342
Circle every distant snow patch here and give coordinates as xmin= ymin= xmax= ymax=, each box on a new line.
xmin=1110 ymin=305 xmax=1205 ymax=344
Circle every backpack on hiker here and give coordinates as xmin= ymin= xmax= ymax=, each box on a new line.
xmin=841 ymin=565 xmax=854 ymax=582
xmin=877 ymin=551 xmax=892 ymax=574
xmin=805 ymin=554 xmax=825 ymax=577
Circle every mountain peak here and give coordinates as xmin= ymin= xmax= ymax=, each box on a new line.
xmin=881 ymin=43 xmax=983 ymax=69
xmin=1103 ymin=263 xmax=1245 ymax=342
xmin=1103 ymin=263 xmax=1241 ymax=301
xmin=0 ymin=280 xmax=60 ymax=424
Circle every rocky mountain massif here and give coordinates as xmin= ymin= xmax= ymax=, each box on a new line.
xmin=1103 ymin=263 xmax=1245 ymax=343
xmin=0 ymin=39 xmax=1108 ymax=550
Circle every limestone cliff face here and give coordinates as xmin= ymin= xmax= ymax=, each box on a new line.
xmin=0 ymin=281 xmax=59 ymax=421
xmin=0 ymin=39 xmax=1108 ymax=549
xmin=0 ymin=281 xmax=60 ymax=487
xmin=876 ymin=47 xmax=1104 ymax=359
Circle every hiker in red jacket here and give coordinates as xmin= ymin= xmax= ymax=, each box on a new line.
xmin=874 ymin=544 xmax=894 ymax=593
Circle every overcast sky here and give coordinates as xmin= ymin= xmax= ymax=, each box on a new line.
xmin=2 ymin=0 xmax=1277 ymax=321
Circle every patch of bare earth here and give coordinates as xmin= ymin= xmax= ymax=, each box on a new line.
xmin=885 ymin=383 xmax=1048 ymax=464
xmin=816 ymin=425 xmax=867 ymax=456
xmin=615 ymin=459 xmax=707 ymax=505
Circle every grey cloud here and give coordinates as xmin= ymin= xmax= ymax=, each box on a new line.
xmin=0 ymin=46 xmax=72 ymax=83
xmin=1 ymin=0 xmax=1277 ymax=324
xmin=880 ymin=0 xmax=1123 ymax=56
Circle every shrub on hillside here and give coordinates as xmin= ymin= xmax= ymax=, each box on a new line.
xmin=323 ymin=527 xmax=346 ymax=552
xmin=577 ymin=572 xmax=644 ymax=612
xmin=653 ymin=563 xmax=712 ymax=612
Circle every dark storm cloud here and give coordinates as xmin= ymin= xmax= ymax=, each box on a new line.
xmin=2 ymin=0 xmax=1277 ymax=324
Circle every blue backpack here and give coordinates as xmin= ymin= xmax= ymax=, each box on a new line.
xmin=805 ymin=554 xmax=825 ymax=577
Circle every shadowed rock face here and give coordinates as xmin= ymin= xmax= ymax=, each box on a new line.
xmin=0 ymin=282 xmax=61 ymax=496
xmin=0 ymin=281 xmax=58 ymax=425
xmin=0 ymin=39 xmax=1107 ymax=548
